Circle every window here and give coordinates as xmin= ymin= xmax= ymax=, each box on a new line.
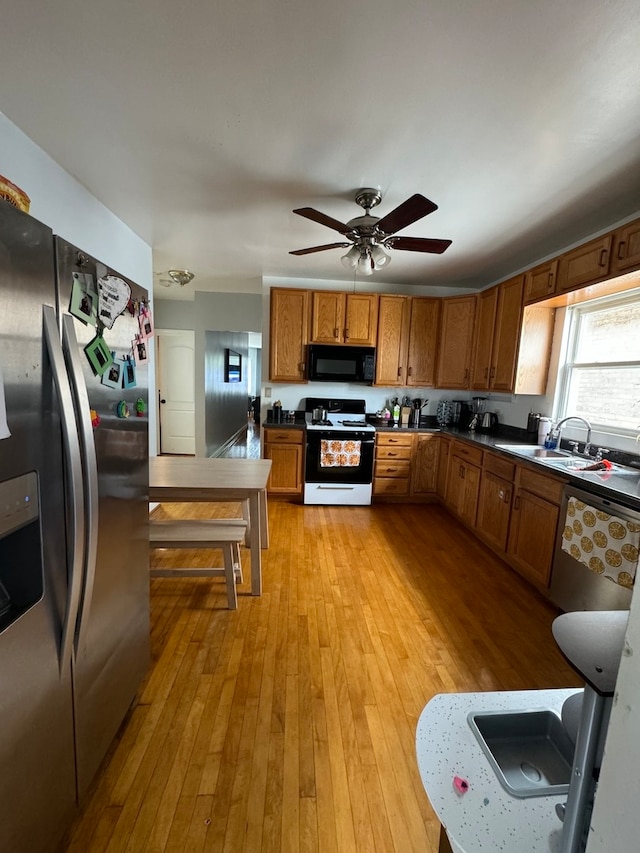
xmin=555 ymin=290 xmax=640 ymax=436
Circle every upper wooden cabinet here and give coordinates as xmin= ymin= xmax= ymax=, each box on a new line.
xmin=310 ymin=291 xmax=378 ymax=346
xmin=375 ymin=296 xmax=439 ymax=386
xmin=556 ymin=233 xmax=613 ymax=293
xmin=612 ymin=218 xmax=640 ymax=275
xmin=524 ymin=259 xmax=558 ymax=304
xmin=491 ymin=276 xmax=525 ymax=391
xmin=375 ymin=295 xmax=410 ymax=385
xmin=406 ymin=297 xmax=440 ymax=386
xmin=269 ymin=288 xmax=309 ymax=383
xmin=435 ymin=295 xmax=476 ymax=389
xmin=471 ymin=286 xmax=498 ymax=390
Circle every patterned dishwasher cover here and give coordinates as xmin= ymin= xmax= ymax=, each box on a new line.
xmin=561 ymin=497 xmax=640 ymax=588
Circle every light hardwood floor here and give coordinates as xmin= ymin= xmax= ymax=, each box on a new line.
xmin=64 ymin=500 xmax=580 ymax=852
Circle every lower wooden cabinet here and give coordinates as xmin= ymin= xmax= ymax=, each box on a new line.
xmin=476 ymin=451 xmax=515 ymax=552
xmin=436 ymin=436 xmax=450 ymax=500
xmin=373 ymin=432 xmax=413 ymax=497
xmin=411 ymin=434 xmax=439 ymax=495
xmin=506 ymin=466 xmax=564 ymax=589
xmin=476 ymin=471 xmax=513 ymax=552
xmin=445 ymin=441 xmax=483 ymax=527
xmin=263 ymin=428 xmax=304 ymax=497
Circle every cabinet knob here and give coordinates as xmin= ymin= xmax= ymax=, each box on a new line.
xmin=344 ymin=328 xmax=349 ymax=340
xmin=407 ymin=366 xmax=413 ymax=376
xmin=598 ymin=248 xmax=608 ymax=267
xmin=397 ymin=366 xmax=402 ymax=377
xmin=548 ymin=272 xmax=554 ymax=288
xmin=514 ymin=495 xmax=520 ymax=510
xmin=334 ymin=327 xmax=339 ymax=339
xmin=617 ymin=240 xmax=626 ymax=261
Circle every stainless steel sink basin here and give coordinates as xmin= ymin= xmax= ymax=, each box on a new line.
xmin=494 ymin=444 xmax=571 ymax=459
xmin=468 ymin=710 xmax=574 ymax=798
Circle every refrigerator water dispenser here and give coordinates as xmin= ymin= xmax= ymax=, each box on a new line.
xmin=0 ymin=471 xmax=43 ymax=633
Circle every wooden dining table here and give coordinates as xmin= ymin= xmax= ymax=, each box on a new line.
xmin=149 ymin=456 xmax=272 ymax=596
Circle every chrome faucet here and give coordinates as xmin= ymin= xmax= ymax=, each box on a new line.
xmin=554 ymin=416 xmax=592 ymax=457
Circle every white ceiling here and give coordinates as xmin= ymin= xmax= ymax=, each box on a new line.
xmin=3 ymin=0 xmax=640 ymax=300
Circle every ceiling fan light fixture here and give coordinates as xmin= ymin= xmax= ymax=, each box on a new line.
xmin=357 ymin=252 xmax=374 ymax=276
xmin=340 ymin=245 xmax=360 ymax=270
xmin=371 ymin=244 xmax=391 ymax=269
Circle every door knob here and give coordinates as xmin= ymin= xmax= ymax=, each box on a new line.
xmin=160 ymin=398 xmax=166 ymax=404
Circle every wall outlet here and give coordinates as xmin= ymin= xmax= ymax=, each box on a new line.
xmin=264 ymin=386 xmax=272 ymax=399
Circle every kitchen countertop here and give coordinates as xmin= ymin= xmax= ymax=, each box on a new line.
xmin=416 ymin=688 xmax=582 ymax=853
xmin=262 ymin=419 xmax=640 ymax=509
xmin=441 ymin=428 xmax=640 ymax=512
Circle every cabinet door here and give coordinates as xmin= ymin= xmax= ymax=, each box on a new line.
xmin=411 ymin=434 xmax=439 ymax=494
xmin=406 ymin=297 xmax=440 ymax=386
xmin=458 ymin=461 xmax=481 ymax=527
xmin=345 ymin=293 xmax=378 ymax=345
xmin=612 ymin=218 xmax=640 ymax=274
xmin=507 ymin=489 xmax=559 ymax=587
xmin=375 ymin=295 xmax=410 ymax=385
xmin=476 ymin=471 xmax=512 ymax=552
xmin=556 ymin=234 xmax=613 ymax=293
xmin=264 ymin=440 xmax=303 ymax=495
xmin=524 ymin=259 xmax=557 ymax=304
xmin=435 ymin=295 xmax=476 ymax=389
xmin=471 ymin=286 xmax=498 ymax=390
xmin=310 ymin=291 xmax=344 ymax=343
xmin=436 ymin=437 xmax=450 ymax=500
xmin=269 ymin=288 xmax=309 ymax=382
xmin=491 ymin=275 xmax=524 ymax=392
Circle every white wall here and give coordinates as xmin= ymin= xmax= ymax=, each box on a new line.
xmin=1 ymin=112 xmax=156 ymax=453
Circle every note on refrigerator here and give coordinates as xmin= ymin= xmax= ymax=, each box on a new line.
xmin=0 ymin=364 xmax=10 ymax=439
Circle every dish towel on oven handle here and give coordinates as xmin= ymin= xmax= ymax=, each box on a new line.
xmin=561 ymin=496 xmax=640 ymax=588
xmin=320 ymin=439 xmax=361 ymax=468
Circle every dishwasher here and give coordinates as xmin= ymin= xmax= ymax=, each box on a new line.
xmin=550 ymin=484 xmax=638 ymax=612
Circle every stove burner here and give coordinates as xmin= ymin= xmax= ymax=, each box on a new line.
xmin=312 ymin=418 xmax=333 ymax=426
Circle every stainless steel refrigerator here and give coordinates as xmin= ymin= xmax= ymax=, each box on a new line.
xmin=0 ymin=201 xmax=150 ymax=852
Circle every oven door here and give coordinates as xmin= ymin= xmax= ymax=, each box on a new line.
xmin=304 ymin=430 xmax=374 ymax=505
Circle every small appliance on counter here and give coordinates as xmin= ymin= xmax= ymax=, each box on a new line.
xmin=477 ymin=411 xmax=499 ymax=433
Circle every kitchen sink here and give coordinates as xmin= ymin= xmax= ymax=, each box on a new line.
xmin=468 ymin=710 xmax=574 ymax=798
xmin=494 ymin=444 xmax=571 ymax=459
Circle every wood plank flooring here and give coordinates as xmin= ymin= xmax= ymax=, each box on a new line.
xmin=64 ymin=501 xmax=580 ymax=852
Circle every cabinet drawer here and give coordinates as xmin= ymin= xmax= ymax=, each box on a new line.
xmin=374 ymin=476 xmax=410 ymax=496
xmin=376 ymin=445 xmax=412 ymax=461
xmin=517 ymin=465 xmax=565 ymax=503
xmin=264 ymin=428 xmax=304 ymax=444
xmin=374 ymin=460 xmax=411 ymax=479
xmin=484 ymin=451 xmax=515 ymax=481
xmin=376 ymin=432 xmax=414 ymax=447
xmin=450 ymin=441 xmax=483 ymax=467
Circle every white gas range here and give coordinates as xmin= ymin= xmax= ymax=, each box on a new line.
xmin=303 ymin=398 xmax=375 ymax=505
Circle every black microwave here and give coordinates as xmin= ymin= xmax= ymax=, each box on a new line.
xmin=308 ymin=344 xmax=376 ymax=384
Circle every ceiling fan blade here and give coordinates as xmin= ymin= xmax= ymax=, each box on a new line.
xmin=293 ymin=207 xmax=353 ymax=234
xmin=376 ymin=194 xmax=438 ymax=235
xmin=390 ymin=236 xmax=452 ymax=254
xmin=289 ymin=242 xmax=351 ymax=256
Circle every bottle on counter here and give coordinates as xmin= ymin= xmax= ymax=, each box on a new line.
xmin=273 ymin=400 xmax=282 ymax=423
xmin=392 ymin=399 xmax=400 ymax=425
xmin=537 ymin=416 xmax=552 ymax=445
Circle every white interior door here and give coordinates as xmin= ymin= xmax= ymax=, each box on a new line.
xmin=157 ymin=329 xmax=195 ymax=454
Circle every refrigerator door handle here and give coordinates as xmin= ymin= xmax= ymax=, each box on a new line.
xmin=61 ymin=314 xmax=99 ymax=653
xmin=42 ymin=305 xmax=85 ymax=675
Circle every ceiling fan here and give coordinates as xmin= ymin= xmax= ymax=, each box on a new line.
xmin=289 ymin=188 xmax=452 ymax=276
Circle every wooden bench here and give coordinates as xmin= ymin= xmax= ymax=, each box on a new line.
xmin=149 ymin=518 xmax=247 ymax=609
